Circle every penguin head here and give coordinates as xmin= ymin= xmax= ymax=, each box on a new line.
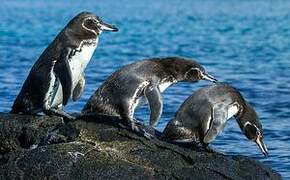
xmin=182 ymin=61 xmax=217 ymax=83
xmin=237 ymin=104 xmax=268 ymax=156
xmin=66 ymin=12 xmax=118 ymax=39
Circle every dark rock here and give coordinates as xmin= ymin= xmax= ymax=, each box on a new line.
xmin=0 ymin=113 xmax=63 ymax=154
xmin=0 ymin=113 xmax=282 ymax=179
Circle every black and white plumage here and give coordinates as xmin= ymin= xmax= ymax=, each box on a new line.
xmin=162 ymin=84 xmax=268 ymax=156
xmin=82 ymin=57 xmax=216 ymax=135
xmin=11 ymin=12 xmax=118 ymax=119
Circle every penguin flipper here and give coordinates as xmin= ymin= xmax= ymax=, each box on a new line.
xmin=144 ymin=85 xmax=163 ymax=127
xmin=54 ymin=48 xmax=73 ymax=106
xmin=203 ymin=106 xmax=227 ymax=143
xmin=72 ymin=73 xmax=85 ymax=101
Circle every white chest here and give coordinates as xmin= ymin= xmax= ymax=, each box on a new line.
xmin=158 ymin=82 xmax=173 ymax=92
xmin=227 ymin=104 xmax=239 ymax=119
xmin=69 ymin=39 xmax=98 ymax=88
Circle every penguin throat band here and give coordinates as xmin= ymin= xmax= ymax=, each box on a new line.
xmin=69 ymin=39 xmax=97 ymax=59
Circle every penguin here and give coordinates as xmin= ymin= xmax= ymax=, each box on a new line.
xmin=161 ymin=83 xmax=268 ymax=156
xmin=81 ymin=57 xmax=217 ymax=135
xmin=11 ymin=12 xmax=118 ymax=119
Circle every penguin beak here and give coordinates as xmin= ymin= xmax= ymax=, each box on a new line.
xmin=255 ymin=136 xmax=268 ymax=157
xmin=99 ymin=21 xmax=118 ymax=32
xmin=201 ymin=72 xmax=218 ymax=83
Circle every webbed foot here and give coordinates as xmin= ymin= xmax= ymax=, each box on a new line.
xmin=43 ymin=108 xmax=75 ymax=121
xmin=118 ymin=121 xmax=154 ymax=140
xmin=201 ymin=143 xmax=225 ymax=155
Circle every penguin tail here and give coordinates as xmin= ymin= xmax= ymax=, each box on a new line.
xmin=10 ymin=96 xmax=37 ymax=115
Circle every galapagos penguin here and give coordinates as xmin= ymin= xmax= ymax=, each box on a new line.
xmin=162 ymin=83 xmax=268 ymax=156
xmin=11 ymin=12 xmax=118 ymax=119
xmin=82 ymin=57 xmax=217 ymax=136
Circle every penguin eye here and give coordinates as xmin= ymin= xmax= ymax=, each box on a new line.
xmin=184 ymin=68 xmax=200 ymax=81
xmin=85 ymin=19 xmax=97 ymax=25
xmin=244 ymin=124 xmax=258 ymax=140
xmin=83 ymin=18 xmax=100 ymax=33
xmin=191 ymin=69 xmax=199 ymax=76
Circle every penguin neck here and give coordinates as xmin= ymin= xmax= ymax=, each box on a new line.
xmin=158 ymin=76 xmax=177 ymax=92
xmin=65 ymin=28 xmax=98 ymax=41
xmin=78 ymin=38 xmax=98 ymax=50
xmin=69 ymin=37 xmax=99 ymax=89
xmin=162 ymin=64 xmax=188 ymax=82
xmin=235 ymin=102 xmax=258 ymax=130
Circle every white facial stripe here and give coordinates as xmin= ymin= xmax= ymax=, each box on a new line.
xmin=82 ymin=17 xmax=99 ymax=36
xmin=184 ymin=67 xmax=200 ymax=78
xmin=252 ymin=123 xmax=261 ymax=135
xmin=243 ymin=121 xmax=261 ymax=135
xmin=243 ymin=121 xmax=251 ymax=128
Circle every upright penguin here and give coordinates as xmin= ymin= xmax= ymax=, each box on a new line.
xmin=11 ymin=12 xmax=118 ymax=119
xmin=82 ymin=57 xmax=217 ymax=134
xmin=162 ymin=84 xmax=268 ymax=156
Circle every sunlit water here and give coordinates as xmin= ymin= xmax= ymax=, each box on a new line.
xmin=0 ymin=0 xmax=289 ymax=178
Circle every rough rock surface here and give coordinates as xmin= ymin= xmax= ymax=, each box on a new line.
xmin=0 ymin=113 xmax=281 ymax=180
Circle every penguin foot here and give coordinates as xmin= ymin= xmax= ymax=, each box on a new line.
xmin=117 ymin=121 xmax=154 ymax=140
xmin=203 ymin=146 xmax=216 ymax=153
xmin=143 ymin=131 xmax=155 ymax=140
xmin=130 ymin=121 xmax=155 ymax=140
xmin=63 ymin=115 xmax=76 ymax=122
xmin=201 ymin=143 xmax=212 ymax=152
xmin=43 ymin=109 xmax=75 ymax=121
xmin=147 ymin=126 xmax=156 ymax=136
xmin=142 ymin=126 xmax=157 ymax=139
xmin=201 ymin=143 xmax=224 ymax=155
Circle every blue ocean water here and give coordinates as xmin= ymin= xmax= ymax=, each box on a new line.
xmin=0 ymin=0 xmax=289 ymax=178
